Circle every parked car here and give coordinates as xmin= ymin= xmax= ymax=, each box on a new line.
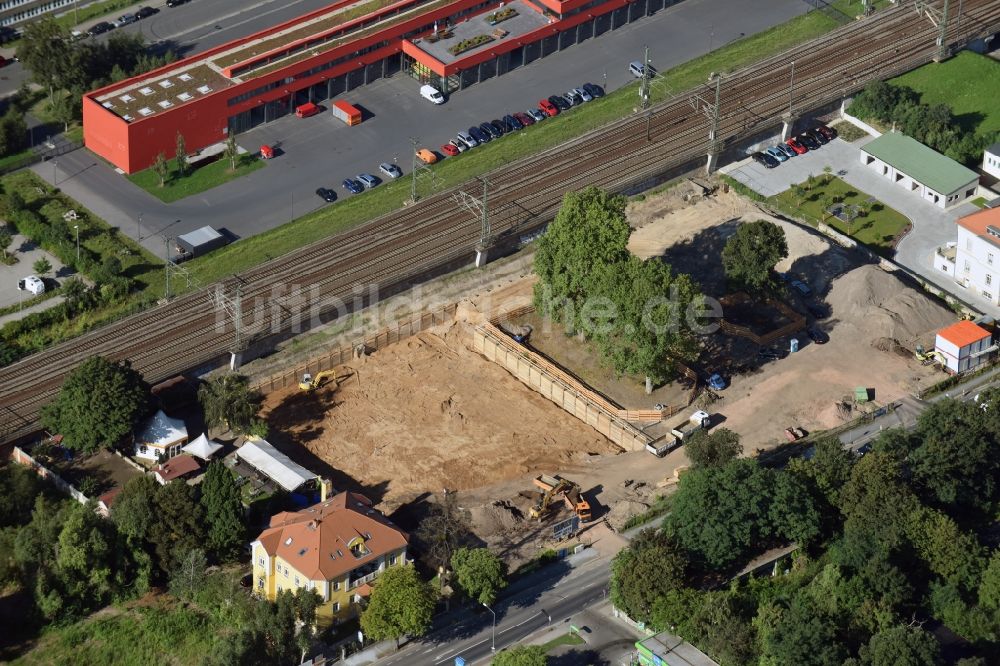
xmin=468 ymin=125 xmax=490 ymax=144
xmin=816 ymin=124 xmax=836 ymax=141
xmin=114 ymin=13 xmax=136 ymax=26
xmin=88 ymin=21 xmax=114 ymax=36
xmin=166 ymin=0 xmax=190 ymax=6
xmin=513 ymin=111 xmax=534 ymax=127
xmin=752 ymin=152 xmax=779 ymax=168
xmin=777 ymin=143 xmax=797 ymax=159
xmin=441 ymin=142 xmax=461 ymax=157
xmin=572 ymin=86 xmax=592 ymax=102
xmin=629 ymin=61 xmax=646 ymax=78
xmin=766 ymin=146 xmax=789 ymax=162
xmin=785 ymin=137 xmax=808 ymax=154
xmin=315 ymin=187 xmax=337 ymax=203
xmin=798 ymin=133 xmax=821 ymax=150
xmin=416 ymin=148 xmax=438 ymax=164
xmin=134 ymin=6 xmax=159 ymax=19
xmin=806 ymin=303 xmax=828 ymax=320
xmin=564 ymin=90 xmax=583 ymax=106
xmin=548 ymin=95 xmax=571 ymax=111
xmin=481 ymin=122 xmax=502 ymax=139
xmin=538 ymin=99 xmax=559 ymax=117
xmin=807 ymin=327 xmax=829 ymax=344
xmin=342 ymin=178 xmax=364 ymax=194
xmin=490 ymin=119 xmax=506 ymax=136
xmin=526 ymin=108 xmax=546 ymax=123
xmin=791 ymin=279 xmax=812 ymax=296
xmin=357 ymin=173 xmax=378 ymax=189
xmin=582 ymin=82 xmax=604 ymax=98
xmin=707 ymin=373 xmax=726 ymax=391
xmin=0 ymin=26 xmax=19 ymax=44
xmin=502 ymin=114 xmax=523 ymax=131
xmin=456 ymin=131 xmax=478 ymax=149
xmin=378 ymin=162 xmax=402 ymax=179
xmin=804 ymin=128 xmax=828 ymax=145
xmin=448 ymin=139 xmax=468 ymax=153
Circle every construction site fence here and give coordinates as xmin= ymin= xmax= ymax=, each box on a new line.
xmin=718 ymin=293 xmax=807 ymax=347
xmin=10 ymin=446 xmax=90 ymax=506
xmin=251 ymin=304 xmax=458 ymax=393
xmin=473 ymin=322 xmax=653 ymax=452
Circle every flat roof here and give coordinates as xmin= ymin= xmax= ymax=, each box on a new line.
xmin=861 ymin=132 xmax=978 ymax=195
xmin=410 ymin=0 xmax=550 ymax=65
xmin=637 ymin=631 xmax=720 ymax=666
xmin=178 ymin=226 xmax=224 ymax=246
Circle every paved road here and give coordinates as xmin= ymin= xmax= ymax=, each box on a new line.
xmin=39 ymin=0 xmax=810 ymax=258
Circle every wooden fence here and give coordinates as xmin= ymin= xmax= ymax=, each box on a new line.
xmin=251 ymin=304 xmax=458 ymax=393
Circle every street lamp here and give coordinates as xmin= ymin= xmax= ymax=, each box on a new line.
xmin=137 ymin=212 xmax=143 ymax=241
xmin=52 ymin=159 xmax=58 ymax=186
xmin=482 ymin=602 xmax=496 ymax=652
xmin=73 ymin=224 xmax=79 ymax=263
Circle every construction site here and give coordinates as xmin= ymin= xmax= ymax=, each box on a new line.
xmin=254 ymin=178 xmax=958 ymax=568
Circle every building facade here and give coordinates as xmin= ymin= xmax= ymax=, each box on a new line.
xmin=1 ymin=0 xmax=81 ymax=28
xmin=938 ymin=207 xmax=1000 ymax=306
xmin=83 ymin=0 xmax=684 ymax=173
xmin=984 ymin=142 xmax=1000 ymax=180
xmin=859 ymin=132 xmax=979 ymax=209
xmin=934 ymin=320 xmax=994 ymax=374
xmin=251 ymin=491 xmax=408 ymax=626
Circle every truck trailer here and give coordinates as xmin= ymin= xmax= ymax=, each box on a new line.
xmin=331 ymin=100 xmax=362 ymax=126
xmin=670 ymin=410 xmax=710 ymax=441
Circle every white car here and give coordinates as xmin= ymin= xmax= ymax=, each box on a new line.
xmin=629 ymin=61 xmax=645 ymax=78
xmin=573 ymin=87 xmax=592 ymax=102
xmin=448 ymin=139 xmax=467 ymax=153
xmin=378 ymin=162 xmax=402 ymax=179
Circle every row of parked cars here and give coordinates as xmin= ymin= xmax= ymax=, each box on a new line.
xmin=315 ymin=162 xmax=404 ymax=202
xmin=86 ymin=0 xmax=189 ymax=36
xmin=751 ymin=124 xmax=837 ymax=169
xmin=440 ymin=83 xmax=604 ymax=156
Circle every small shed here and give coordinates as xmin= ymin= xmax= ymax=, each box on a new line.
xmin=176 ymin=226 xmax=227 ymax=258
xmin=135 ymin=409 xmax=188 ymax=461
xmin=935 ymin=320 xmax=995 ymax=374
xmin=182 ymin=433 xmax=224 ymax=460
xmin=152 ymin=454 xmax=202 ymax=485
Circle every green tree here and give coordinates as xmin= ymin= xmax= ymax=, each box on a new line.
xmin=451 ymin=547 xmax=507 ymax=605
xmin=490 ymin=646 xmax=547 ymax=666
xmin=787 ymin=437 xmax=855 ymax=511
xmin=0 ymin=110 xmax=29 ymax=158
xmin=111 ymin=474 xmax=158 ymax=542
xmin=415 ymin=490 xmax=471 ymax=572
xmin=980 ymin=549 xmax=1000 ymax=611
xmin=684 ymin=591 xmax=757 ymax=666
xmin=169 ymin=547 xmax=207 ymax=600
xmin=683 ymin=428 xmax=741 ymax=468
xmin=175 ymin=131 xmax=187 ymax=176
xmin=153 ymin=152 xmax=169 ymax=187
xmin=224 ymin=132 xmax=239 ymax=172
xmin=610 ymin=528 xmax=688 ymax=623
xmin=148 ymin=481 xmax=206 ymax=575
xmin=198 ymin=373 xmax=261 ymax=435
xmin=53 ymin=502 xmax=118 ymax=617
xmin=49 ymin=92 xmax=75 ymax=132
xmin=32 ymin=257 xmax=52 ymax=275
xmin=0 ymin=462 xmax=50 ymax=528
xmin=906 ymin=507 xmax=986 ymax=593
xmin=0 ymin=226 xmax=12 ymax=261
xmin=41 ymin=356 xmax=150 ymax=453
xmin=15 ymin=17 xmax=71 ymax=100
xmin=721 ymin=220 xmax=788 ymax=294
xmin=62 ymin=277 xmax=88 ymax=304
xmin=200 ymin=461 xmax=245 ymax=561
xmin=857 ymin=625 xmax=942 ymax=666
xmin=840 ymin=452 xmax=919 ymax=554
xmin=763 ymin=595 xmax=847 ymax=666
xmin=360 ymin=565 xmax=435 ymax=648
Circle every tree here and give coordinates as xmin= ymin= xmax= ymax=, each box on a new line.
xmin=790 ymin=183 xmax=807 ymax=207
xmin=857 ymin=625 xmax=942 ymax=666
xmin=840 ymin=452 xmax=919 ymax=554
xmin=111 ymin=474 xmax=158 ymax=542
xmin=906 ymin=507 xmax=986 ymax=593
xmin=490 ymin=646 xmax=548 ymax=666
xmin=451 ymin=547 xmax=506 ymax=605
xmin=360 ymin=565 xmax=435 ymax=648
xmin=721 ymin=220 xmax=788 ymax=294
xmin=62 ymin=277 xmax=88 ymax=304
xmin=148 ymin=481 xmax=206 ymax=575
xmin=0 ymin=227 xmax=12 ymax=261
xmin=54 ymin=502 xmax=118 ymax=617
xmin=979 ymin=549 xmax=1000 ymax=611
xmin=49 ymin=92 xmax=75 ymax=132
xmin=788 ymin=437 xmax=855 ymax=509
xmin=15 ymin=17 xmax=71 ymax=100
xmin=224 ymin=132 xmax=239 ymax=172
xmin=415 ymin=490 xmax=471 ymax=571
xmin=200 ymin=461 xmax=245 ymax=561
xmin=175 ymin=131 xmax=187 ymax=176
xmin=763 ymin=595 xmax=848 ymax=666
xmin=198 ymin=373 xmax=261 ymax=435
xmin=0 ymin=108 xmax=28 ymax=158
xmin=0 ymin=462 xmax=50 ymax=528
xmin=32 ymin=257 xmax=52 ymax=275
xmin=169 ymin=547 xmax=207 ymax=600
xmin=611 ymin=528 xmax=688 ymax=623
xmin=41 ymin=356 xmax=150 ymax=453
xmin=683 ymin=428 xmax=742 ymax=468
xmin=153 ymin=152 xmax=169 ymax=187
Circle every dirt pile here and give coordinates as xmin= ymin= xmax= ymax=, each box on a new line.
xmin=470 ymin=500 xmax=525 ymax=538
xmin=827 ymin=265 xmax=954 ymax=345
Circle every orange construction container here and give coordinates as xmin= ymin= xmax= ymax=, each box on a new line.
xmin=331 ymin=100 xmax=362 ymax=126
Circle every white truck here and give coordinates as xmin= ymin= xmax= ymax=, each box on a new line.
xmin=670 ymin=410 xmax=710 ymax=441
xmin=645 ymin=436 xmax=679 ymax=458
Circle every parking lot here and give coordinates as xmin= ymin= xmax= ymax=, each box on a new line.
xmin=0 ymin=234 xmax=70 ymax=310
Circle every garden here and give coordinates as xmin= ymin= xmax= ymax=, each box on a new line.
xmin=127 ymin=149 xmax=265 ymax=203
xmin=447 ymin=33 xmax=494 ymax=56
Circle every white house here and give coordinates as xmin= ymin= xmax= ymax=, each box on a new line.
xmin=860 ymin=132 xmax=979 ymax=209
xmin=134 ymin=410 xmax=188 ymax=462
xmin=935 ymin=320 xmax=994 ymax=374
xmin=984 ymin=142 xmax=1000 ymax=180
xmin=939 ymin=207 xmax=1000 ymax=305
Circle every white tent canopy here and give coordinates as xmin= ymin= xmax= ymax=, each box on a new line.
xmin=137 ymin=410 xmax=187 ymax=446
xmin=236 ymin=439 xmax=317 ymax=492
xmin=182 ymin=433 xmax=223 ymax=460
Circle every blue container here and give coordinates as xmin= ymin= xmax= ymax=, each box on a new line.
xmin=790 ymin=338 xmax=799 ymax=353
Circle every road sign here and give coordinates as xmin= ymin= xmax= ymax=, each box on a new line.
xmin=553 ymin=515 xmax=579 ymax=540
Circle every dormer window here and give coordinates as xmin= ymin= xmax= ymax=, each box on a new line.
xmin=348 ymin=536 xmax=370 ymax=558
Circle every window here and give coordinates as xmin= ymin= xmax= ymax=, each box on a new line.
xmin=964 ymin=260 xmax=971 ymax=273
xmin=388 ymin=554 xmax=397 ymax=566
xmin=987 ymin=274 xmax=992 ymax=286
xmin=283 ymin=567 xmax=289 ymax=578
xmin=989 ymin=253 xmax=994 ymax=266
xmin=333 ymin=581 xmax=340 ymax=591
xmin=333 ymin=602 xmax=340 ymax=612
xmin=258 ymin=557 xmax=264 ymax=566
xmin=294 ymin=576 xmax=300 ymax=586
xmin=277 ymin=585 xmax=282 ymax=592
xmin=967 ymin=238 xmax=972 ymax=251
xmin=258 ymin=578 xmax=264 ymax=589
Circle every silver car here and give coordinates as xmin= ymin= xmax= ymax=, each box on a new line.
xmin=456 ymin=131 xmax=478 ymax=149
xmin=357 ymin=173 xmax=378 ymax=189
xmin=378 ymin=162 xmax=402 ymax=179
xmin=572 ymin=87 xmax=592 ymax=102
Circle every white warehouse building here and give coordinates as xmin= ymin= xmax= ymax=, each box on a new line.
xmin=859 ymin=132 xmax=979 ymax=209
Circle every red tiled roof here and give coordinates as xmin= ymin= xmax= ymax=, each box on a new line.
xmin=152 ymin=454 xmax=201 ymax=481
xmin=254 ymin=491 xmax=408 ymax=581
xmin=98 ymin=486 xmax=122 ymax=508
xmin=957 ymin=207 xmax=1000 ymax=244
xmin=938 ymin=320 xmax=991 ymax=348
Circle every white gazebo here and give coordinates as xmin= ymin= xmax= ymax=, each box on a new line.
xmin=236 ymin=438 xmax=317 ymax=492
xmin=135 ymin=410 xmax=188 ymax=462
xmin=182 ymin=433 xmax=224 ymax=460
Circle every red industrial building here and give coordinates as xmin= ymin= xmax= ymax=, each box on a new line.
xmin=83 ymin=0 xmax=681 ymax=174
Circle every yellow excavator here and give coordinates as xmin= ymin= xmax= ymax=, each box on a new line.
xmin=299 ymin=370 xmax=339 ymax=391
xmin=528 ymin=474 xmax=592 ymax=522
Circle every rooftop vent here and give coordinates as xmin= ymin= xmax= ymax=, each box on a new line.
xmin=157 ymin=100 xmax=173 ymax=109
xmin=177 ymin=92 xmax=193 ymax=102
xmin=178 ymin=73 xmax=193 ymax=82
xmin=159 ymin=79 xmax=173 ymax=88
xmin=284 ymin=537 xmax=293 ymax=546
xmin=102 ymin=102 xmax=114 ymax=109
xmin=196 ymin=85 xmax=212 ymax=94
xmin=119 ymin=94 xmax=134 ymax=103
xmin=122 ymin=114 xmax=134 ymax=121
xmin=138 ymin=107 xmax=154 ymax=116
xmin=298 ymin=548 xmax=307 ymax=556
xmin=139 ymin=87 xmax=154 ymax=96
xmin=337 ymin=549 xmax=343 ymax=557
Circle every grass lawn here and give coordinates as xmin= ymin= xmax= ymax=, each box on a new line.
xmin=540 ymin=632 xmax=586 ymax=651
xmin=182 ymin=7 xmax=846 ymax=287
xmin=890 ymin=51 xmax=1000 ymax=136
xmin=769 ymin=176 xmax=910 ymax=255
xmin=128 ymin=154 xmax=266 ymax=203
xmin=971 ymin=197 xmax=989 ymax=209
xmin=0 ymin=148 xmax=36 ymax=172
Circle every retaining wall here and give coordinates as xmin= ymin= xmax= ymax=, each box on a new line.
xmin=11 ymin=445 xmax=90 ymax=505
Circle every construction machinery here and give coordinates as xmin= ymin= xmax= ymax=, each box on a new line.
xmin=299 ymin=370 xmax=339 ymax=391
xmin=529 ymin=474 xmax=592 ymax=522
xmin=914 ymin=345 xmax=946 ymax=367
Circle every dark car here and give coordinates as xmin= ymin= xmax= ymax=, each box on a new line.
xmin=0 ymin=26 xmax=19 ymax=44
xmin=751 ymin=152 xmax=779 ymax=169
xmin=134 ymin=6 xmax=159 ymax=19
xmin=582 ymin=82 xmax=604 ymax=98
xmin=490 ymin=119 xmax=506 ymax=136
xmin=166 ymin=0 xmax=190 ymax=6
xmin=798 ymin=133 xmax=821 ymax=150
xmin=502 ymin=114 xmax=523 ymax=131
xmin=468 ymin=125 xmax=490 ymax=144
xmin=315 ymin=187 xmax=337 ymax=203
xmin=342 ymin=178 xmax=364 ymax=194
xmin=88 ymin=21 xmax=114 ymax=36
xmin=805 ymin=128 xmax=828 ymax=145
xmin=480 ymin=122 xmax=501 ymax=139
xmin=548 ymin=95 xmax=571 ymax=111
xmin=816 ymin=125 xmax=836 ymax=141
xmin=807 ymin=327 xmax=829 ymax=344
xmin=513 ymin=111 xmax=534 ymax=127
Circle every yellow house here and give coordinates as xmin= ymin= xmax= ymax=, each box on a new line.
xmin=251 ymin=490 xmax=409 ymax=626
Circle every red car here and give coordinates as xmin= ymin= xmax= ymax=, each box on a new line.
xmin=785 ymin=137 xmax=807 ymax=154
xmin=538 ymin=99 xmax=559 ymax=117
xmin=513 ymin=111 xmax=534 ymax=127
xmin=441 ymin=143 xmax=460 ymax=157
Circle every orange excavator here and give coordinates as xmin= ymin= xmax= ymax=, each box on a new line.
xmin=528 ymin=474 xmax=592 ymax=522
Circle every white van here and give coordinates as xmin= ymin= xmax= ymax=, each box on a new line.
xmin=17 ymin=275 xmax=45 ymax=296
xmin=420 ymin=84 xmax=445 ymax=104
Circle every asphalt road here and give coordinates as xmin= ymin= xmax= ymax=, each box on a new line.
xmin=39 ymin=0 xmax=809 ymax=258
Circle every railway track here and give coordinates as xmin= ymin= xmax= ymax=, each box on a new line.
xmin=2 ymin=1 xmax=999 ymax=442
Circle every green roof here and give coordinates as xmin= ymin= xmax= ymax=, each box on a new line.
xmin=861 ymin=132 xmax=978 ymax=195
